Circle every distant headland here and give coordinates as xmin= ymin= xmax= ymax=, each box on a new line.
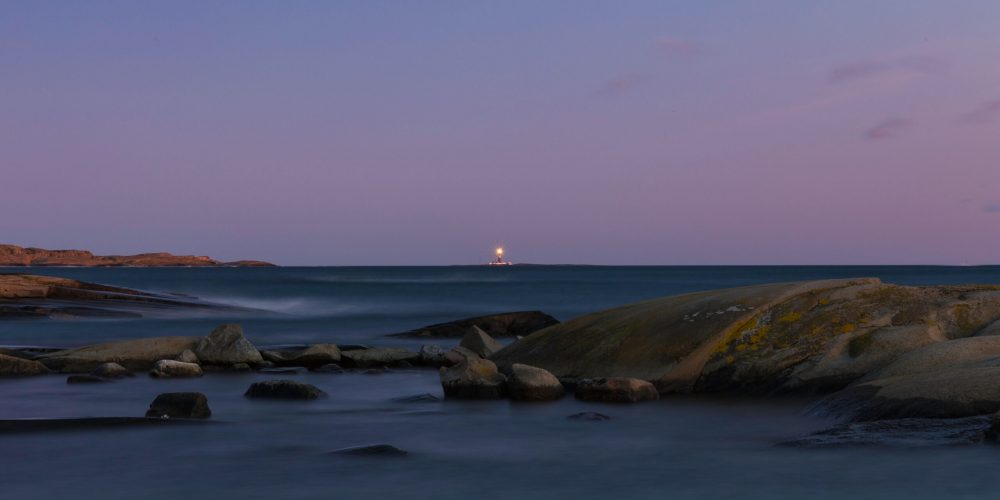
xmin=0 ymin=244 xmax=273 ymax=267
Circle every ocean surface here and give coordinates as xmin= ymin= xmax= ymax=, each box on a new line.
xmin=4 ymin=265 xmax=1000 ymax=499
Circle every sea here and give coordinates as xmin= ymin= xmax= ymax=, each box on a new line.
xmin=4 ymin=265 xmax=1000 ymax=499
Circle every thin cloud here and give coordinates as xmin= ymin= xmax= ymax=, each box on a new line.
xmin=865 ymin=118 xmax=910 ymax=140
xmin=594 ymin=73 xmax=651 ymax=97
xmin=984 ymin=204 xmax=1000 ymax=213
xmin=828 ymin=55 xmax=947 ymax=84
xmin=961 ymin=100 xmax=1000 ymax=124
xmin=654 ymin=37 xmax=701 ymax=57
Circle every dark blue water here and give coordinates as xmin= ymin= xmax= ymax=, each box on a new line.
xmin=3 ymin=266 xmax=1000 ymax=499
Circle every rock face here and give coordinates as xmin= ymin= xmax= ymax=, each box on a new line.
xmin=145 ymin=392 xmax=212 ymax=419
xmin=149 ymin=360 xmax=204 ymax=378
xmin=341 ymin=348 xmax=418 ymax=368
xmin=38 ymin=337 xmax=199 ymax=372
xmin=91 ymin=362 xmax=130 ymax=379
xmin=491 ymin=279 xmax=1000 ymax=398
xmin=506 ymin=364 xmax=564 ymax=401
xmin=459 ymin=326 xmax=504 ymax=358
xmin=440 ymin=358 xmax=507 ymax=399
xmin=244 ymin=380 xmax=327 ymax=400
xmin=575 ymin=378 xmax=659 ymax=403
xmin=391 ymin=311 xmax=560 ymax=338
xmin=0 ymin=243 xmax=273 ymax=267
xmin=193 ymin=324 xmax=263 ymax=366
xmin=0 ymin=353 xmax=52 ymax=376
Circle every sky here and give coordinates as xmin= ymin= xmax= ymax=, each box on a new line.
xmin=2 ymin=1 xmax=999 ymax=265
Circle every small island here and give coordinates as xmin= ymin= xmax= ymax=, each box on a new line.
xmin=0 ymin=244 xmax=273 ymax=267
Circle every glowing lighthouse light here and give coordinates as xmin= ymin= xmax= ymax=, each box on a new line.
xmin=489 ymin=246 xmax=511 ymax=266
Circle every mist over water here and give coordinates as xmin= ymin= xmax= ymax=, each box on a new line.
xmin=5 ymin=266 xmax=1000 ymax=499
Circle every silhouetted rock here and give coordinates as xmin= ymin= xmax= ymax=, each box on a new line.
xmin=0 ymin=243 xmax=272 ymax=267
xmin=244 ymin=380 xmax=327 ymax=400
xmin=145 ymin=392 xmax=212 ymax=419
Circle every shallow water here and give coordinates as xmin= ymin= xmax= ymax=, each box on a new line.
xmin=4 ymin=266 xmax=1000 ymax=499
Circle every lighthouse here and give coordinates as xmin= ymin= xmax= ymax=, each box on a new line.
xmin=488 ymin=247 xmax=512 ymax=266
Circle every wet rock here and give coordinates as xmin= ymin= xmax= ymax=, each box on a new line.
xmin=341 ymin=348 xmax=419 ymax=368
xmin=506 ymin=363 xmax=564 ymax=401
xmin=149 ymin=360 xmax=204 ymax=378
xmin=176 ymin=349 xmax=199 ymax=365
xmin=313 ymin=363 xmax=343 ymax=374
xmin=418 ymin=345 xmax=449 ymax=366
xmin=91 ymin=362 xmax=130 ymax=379
xmin=440 ymin=358 xmax=507 ymax=399
xmin=329 ymin=444 xmax=408 ymax=456
xmin=244 ymin=379 xmax=327 ymax=400
xmin=392 ymin=311 xmax=559 ymax=338
xmin=260 ymin=366 xmax=308 ymax=375
xmin=0 ymin=353 xmax=52 ymax=376
xmin=193 ymin=324 xmax=263 ymax=366
xmin=567 ymin=412 xmax=612 ymax=421
xmin=67 ymin=374 xmax=108 ymax=384
xmin=288 ymin=344 xmax=341 ymax=367
xmin=575 ymin=378 xmax=659 ymax=403
xmin=145 ymin=392 xmax=212 ymax=419
xmin=37 ymin=337 xmax=198 ymax=372
xmin=459 ymin=326 xmax=504 ymax=358
xmin=392 ymin=393 xmax=441 ymax=403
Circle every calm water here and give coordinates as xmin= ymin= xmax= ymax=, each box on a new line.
xmin=3 ymin=266 xmax=1000 ymax=499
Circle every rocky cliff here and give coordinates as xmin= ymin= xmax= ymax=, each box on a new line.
xmin=0 ymin=244 xmax=273 ymax=267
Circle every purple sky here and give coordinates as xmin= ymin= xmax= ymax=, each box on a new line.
xmin=2 ymin=1 xmax=1000 ymax=265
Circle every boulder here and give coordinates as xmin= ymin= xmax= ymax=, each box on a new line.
xmin=288 ymin=344 xmax=341 ymax=367
xmin=459 ymin=326 xmax=504 ymax=358
xmin=193 ymin=324 xmax=263 ymax=365
xmin=37 ymin=337 xmax=199 ymax=372
xmin=145 ymin=392 xmax=212 ymax=419
xmin=91 ymin=362 xmax=131 ymax=379
xmin=67 ymin=374 xmax=108 ymax=384
xmin=0 ymin=353 xmax=52 ymax=376
xmin=149 ymin=360 xmax=203 ymax=378
xmin=444 ymin=346 xmax=480 ymax=365
xmin=418 ymin=345 xmax=449 ymax=366
xmin=439 ymin=358 xmax=507 ymax=399
xmin=575 ymin=378 xmax=659 ymax=403
xmin=176 ymin=349 xmax=199 ymax=364
xmin=341 ymin=348 xmax=418 ymax=368
xmin=392 ymin=310 xmax=559 ymax=338
xmin=506 ymin=363 xmax=564 ymax=401
xmin=244 ymin=380 xmax=327 ymax=400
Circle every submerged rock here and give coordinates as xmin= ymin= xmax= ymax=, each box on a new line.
xmin=193 ymin=324 xmax=263 ymax=366
xmin=313 ymin=363 xmax=343 ymax=374
xmin=244 ymin=380 xmax=327 ymax=400
xmin=341 ymin=348 xmax=418 ymax=368
xmin=37 ymin=337 xmax=199 ymax=372
xmin=391 ymin=393 xmax=442 ymax=403
xmin=574 ymin=378 xmax=659 ymax=403
xmin=506 ymin=363 xmax=564 ymax=401
xmin=145 ymin=392 xmax=212 ymax=419
xmin=392 ymin=311 xmax=559 ymax=338
xmin=149 ymin=360 xmax=204 ymax=378
xmin=91 ymin=362 xmax=130 ymax=379
xmin=439 ymin=358 xmax=507 ymax=399
xmin=459 ymin=326 xmax=504 ymax=358
xmin=0 ymin=353 xmax=52 ymax=376
xmin=329 ymin=444 xmax=408 ymax=457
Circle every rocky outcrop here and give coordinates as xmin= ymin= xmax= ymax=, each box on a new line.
xmin=506 ymin=364 xmax=564 ymax=401
xmin=244 ymin=380 xmax=327 ymax=400
xmin=491 ymin=279 xmax=1000 ymax=398
xmin=0 ymin=243 xmax=273 ymax=267
xmin=38 ymin=337 xmax=199 ymax=372
xmin=391 ymin=311 xmax=559 ymax=338
xmin=575 ymin=378 xmax=659 ymax=403
xmin=145 ymin=392 xmax=212 ymax=419
xmin=340 ymin=348 xmax=418 ymax=368
xmin=0 ymin=353 xmax=52 ymax=376
xmin=459 ymin=326 xmax=504 ymax=358
xmin=439 ymin=358 xmax=507 ymax=399
xmin=193 ymin=324 xmax=263 ymax=366
xmin=149 ymin=360 xmax=204 ymax=378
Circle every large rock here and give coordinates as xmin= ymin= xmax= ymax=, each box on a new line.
xmin=506 ymin=363 xmax=564 ymax=401
xmin=0 ymin=353 xmax=52 ymax=376
xmin=244 ymin=380 xmax=327 ymax=400
xmin=459 ymin=326 xmax=504 ymax=358
xmin=149 ymin=360 xmax=203 ymax=378
xmin=439 ymin=358 xmax=507 ymax=399
xmin=91 ymin=362 xmax=131 ymax=379
xmin=193 ymin=324 xmax=263 ymax=366
xmin=288 ymin=344 xmax=341 ymax=367
xmin=418 ymin=345 xmax=449 ymax=366
xmin=341 ymin=348 xmax=418 ymax=368
xmin=37 ymin=337 xmax=199 ymax=372
xmin=392 ymin=311 xmax=560 ymax=338
xmin=145 ymin=392 xmax=211 ymax=419
xmin=491 ymin=279 xmax=1000 ymax=396
xmin=176 ymin=349 xmax=199 ymax=364
xmin=575 ymin=378 xmax=659 ymax=403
